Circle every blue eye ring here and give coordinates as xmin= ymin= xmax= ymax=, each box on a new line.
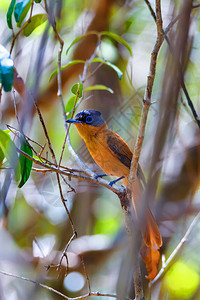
xmin=86 ymin=116 xmax=93 ymax=123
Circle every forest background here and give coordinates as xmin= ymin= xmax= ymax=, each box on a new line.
xmin=0 ymin=0 xmax=200 ymax=299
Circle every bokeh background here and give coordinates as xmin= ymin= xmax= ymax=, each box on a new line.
xmin=0 ymin=0 xmax=200 ymax=299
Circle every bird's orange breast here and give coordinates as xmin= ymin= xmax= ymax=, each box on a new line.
xmin=75 ymin=123 xmax=130 ymax=177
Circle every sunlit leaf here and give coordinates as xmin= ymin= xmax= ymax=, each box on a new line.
xmin=0 ymin=129 xmax=20 ymax=181
xmin=7 ymin=0 xmax=16 ymax=29
xmin=66 ymin=31 xmax=98 ymax=55
xmin=0 ymin=147 xmax=5 ymax=164
xmin=49 ymin=60 xmax=85 ymax=81
xmin=65 ymin=95 xmax=76 ymax=114
xmin=91 ymin=58 xmax=123 ymax=79
xmin=71 ymin=83 xmax=83 ymax=98
xmin=23 ymin=14 xmax=47 ymax=36
xmin=101 ymin=31 xmax=133 ymax=56
xmin=14 ymin=0 xmax=31 ymax=27
xmin=84 ymin=84 xmax=114 ymax=94
xmin=18 ymin=139 xmax=33 ymax=188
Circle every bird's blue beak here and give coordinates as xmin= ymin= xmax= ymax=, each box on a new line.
xmin=66 ymin=119 xmax=81 ymax=124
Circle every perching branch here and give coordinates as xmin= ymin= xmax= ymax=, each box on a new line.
xmin=16 ymin=147 xmax=124 ymax=196
xmin=122 ymin=0 xmax=165 ymax=297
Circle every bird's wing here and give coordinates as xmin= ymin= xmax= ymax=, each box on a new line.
xmin=106 ymin=131 xmax=132 ymax=169
xmin=106 ymin=130 xmax=146 ymax=186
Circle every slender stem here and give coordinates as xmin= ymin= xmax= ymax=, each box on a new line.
xmin=0 ymin=270 xmax=131 ymax=300
xmin=125 ymin=0 xmax=164 ymax=296
xmin=152 ymin=211 xmax=200 ymax=284
xmin=10 ymin=0 xmax=34 ymax=54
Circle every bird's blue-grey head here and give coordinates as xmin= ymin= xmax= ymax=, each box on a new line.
xmin=66 ymin=110 xmax=105 ymax=127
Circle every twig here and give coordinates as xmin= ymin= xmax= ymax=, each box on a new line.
xmin=44 ymin=0 xmax=96 ymax=176
xmin=192 ymin=4 xmax=200 ymax=8
xmin=34 ymin=99 xmax=77 ymax=271
xmin=128 ymin=0 xmax=164 ymax=191
xmin=58 ymin=232 xmax=77 ymax=275
xmin=81 ymin=256 xmax=92 ymax=294
xmin=7 ymin=124 xmax=45 ymax=149
xmin=10 ymin=0 xmax=34 ymax=54
xmin=59 ymin=83 xmax=83 ymax=168
xmin=34 ymin=100 xmax=75 ymax=200
xmin=152 ymin=211 xmax=200 ymax=284
xmin=123 ymin=0 xmax=165 ymax=297
xmin=16 ymin=147 xmax=124 ymax=195
xmin=0 ymin=270 xmax=129 ymax=300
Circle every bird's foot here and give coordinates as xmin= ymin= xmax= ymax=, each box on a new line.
xmin=95 ymin=174 xmax=107 ymax=180
xmin=109 ymin=176 xmax=124 ymax=186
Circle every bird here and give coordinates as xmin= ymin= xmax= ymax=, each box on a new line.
xmin=66 ymin=109 xmax=162 ymax=273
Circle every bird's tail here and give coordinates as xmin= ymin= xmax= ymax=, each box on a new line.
xmin=142 ymin=207 xmax=162 ymax=249
xmin=123 ymin=177 xmax=162 ymax=248
xmin=123 ymin=177 xmax=162 ymax=279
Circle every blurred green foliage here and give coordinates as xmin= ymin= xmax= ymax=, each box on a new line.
xmin=0 ymin=0 xmax=200 ymax=299
xmin=164 ymin=261 xmax=200 ymax=299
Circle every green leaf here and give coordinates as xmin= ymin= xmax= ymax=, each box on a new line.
xmin=66 ymin=31 xmax=98 ymax=55
xmin=71 ymin=83 xmax=83 ymax=98
xmin=65 ymin=95 xmax=76 ymax=114
xmin=34 ymin=0 xmax=41 ymax=2
xmin=23 ymin=14 xmax=47 ymax=36
xmin=0 ymin=129 xmax=20 ymax=181
xmin=100 ymin=31 xmax=133 ymax=56
xmin=14 ymin=0 xmax=31 ymax=27
xmin=7 ymin=0 xmax=16 ymax=29
xmin=63 ymin=60 xmax=85 ymax=69
xmin=0 ymin=57 xmax=14 ymax=92
xmin=91 ymin=58 xmax=123 ymax=80
xmin=18 ymin=140 xmax=33 ymax=188
xmin=49 ymin=60 xmax=85 ymax=81
xmin=84 ymin=84 xmax=114 ymax=94
xmin=0 ymin=147 xmax=5 ymax=164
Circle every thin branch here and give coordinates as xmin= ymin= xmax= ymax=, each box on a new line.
xmin=164 ymin=15 xmax=180 ymax=35
xmin=16 ymin=147 xmax=124 ymax=195
xmin=152 ymin=211 xmax=200 ymax=284
xmin=0 ymin=270 xmax=130 ymax=300
xmin=58 ymin=232 xmax=77 ymax=274
xmin=34 ymin=99 xmax=77 ymax=271
xmin=44 ymin=1 xmax=97 ymax=176
xmin=144 ymin=0 xmax=156 ymax=20
xmin=192 ymin=4 xmax=200 ymax=8
xmin=59 ymin=83 xmax=83 ymax=168
xmin=10 ymin=0 xmax=34 ymax=54
xmin=124 ymin=0 xmax=164 ymax=296
xmin=81 ymin=256 xmax=92 ymax=294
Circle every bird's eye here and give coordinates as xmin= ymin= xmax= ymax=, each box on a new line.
xmin=86 ymin=116 xmax=93 ymax=123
